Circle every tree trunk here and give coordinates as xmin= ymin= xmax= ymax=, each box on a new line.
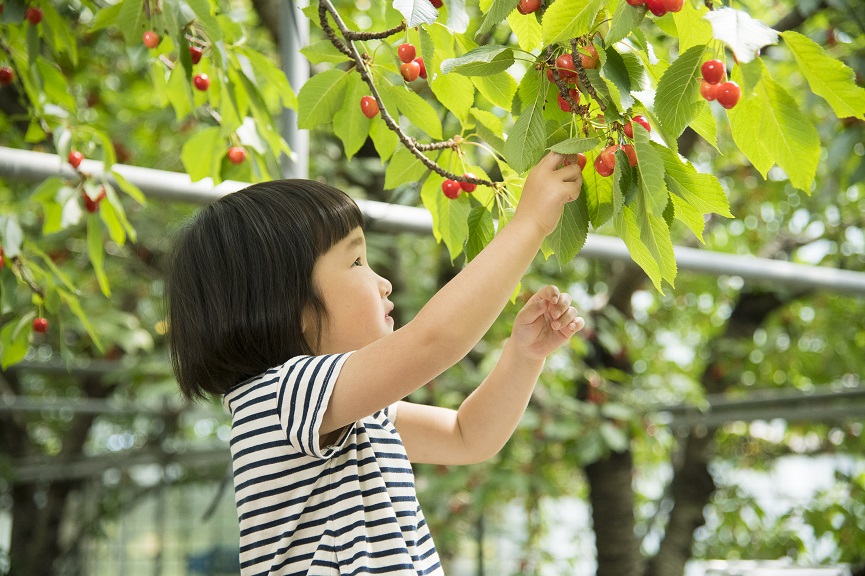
xmin=585 ymin=450 xmax=645 ymax=576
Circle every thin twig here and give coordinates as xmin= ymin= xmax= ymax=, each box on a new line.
xmin=571 ymin=38 xmax=606 ymax=112
xmin=11 ymin=257 xmax=45 ymax=301
xmin=319 ymin=0 xmax=496 ymax=188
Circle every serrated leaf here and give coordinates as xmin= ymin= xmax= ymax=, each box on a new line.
xmin=477 ymin=0 xmax=516 ymax=35
xmin=671 ymin=2 xmax=712 ymax=53
xmin=183 ymin=0 xmax=223 ymax=41
xmin=620 ymin=52 xmax=649 ymax=93
xmin=614 ymin=192 xmax=676 ymax=292
xmin=117 ymin=0 xmax=148 ymax=45
xmin=385 ymin=147 xmax=428 ymax=190
xmin=611 ymin=150 xmax=633 ymax=218
xmin=632 ymin=124 xmax=670 ymax=215
xmin=654 ymin=44 xmax=706 ymax=138
xmin=472 ymin=72 xmax=518 ymax=111
xmin=333 ymin=73 xmax=372 ymax=160
xmin=781 ymin=30 xmax=865 ymax=120
xmin=542 ymin=0 xmax=604 ymax=45
xmin=507 ymin=9 xmax=542 ymax=52
xmin=607 ymin=1 xmax=645 ymax=45
xmin=542 ymin=188 xmax=589 ymax=264
xmin=181 ymin=126 xmax=220 ymax=182
xmin=297 ymin=68 xmax=351 ymax=129
xmin=689 ymin=99 xmax=719 ymax=151
xmin=441 ymin=45 xmax=514 ymax=76
xmin=601 ymin=47 xmax=634 ymax=110
xmin=300 ymin=40 xmax=352 ymax=64
xmin=87 ymin=215 xmax=111 ymax=297
xmin=89 ymin=2 xmax=123 ymax=32
xmin=548 ymin=137 xmax=600 ymax=154
xmin=465 ymin=203 xmax=494 ymax=262
xmin=704 ymin=8 xmax=778 ymax=64
xmin=393 ymin=0 xmax=438 ymax=27
xmin=504 ymin=99 xmax=546 ymax=174
xmin=370 ymin=119 xmax=399 ymax=161
xmin=390 ymin=84 xmax=444 ymax=139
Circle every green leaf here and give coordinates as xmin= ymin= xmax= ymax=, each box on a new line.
xmin=333 ymin=73 xmax=372 ymax=160
xmin=87 ymin=215 xmax=111 ymax=297
xmin=472 ymin=72 xmax=517 ymax=110
xmin=384 ymin=147 xmax=428 ymax=190
xmin=781 ymin=30 xmax=865 ymax=120
xmin=671 ymin=3 xmax=712 ymax=54
xmin=611 ymin=150 xmax=633 ymax=219
xmin=1 ymin=215 xmax=24 ymax=258
xmin=420 ymin=166 xmax=471 ymax=261
xmin=465 ymin=203 xmax=494 ymax=262
xmin=370 ymin=118 xmax=399 ymax=161
xmin=430 ymin=69 xmax=475 ymax=125
xmin=90 ymin=2 xmax=123 ymax=32
xmin=503 ymin=98 xmax=546 ymax=174
xmin=607 ymin=1 xmax=645 ymax=45
xmin=655 ymin=144 xmax=731 ymax=242
xmin=181 ymin=126 xmax=221 ymax=182
xmin=477 ymin=0 xmax=516 ymax=36
xmin=632 ymin=124 xmax=670 ymax=215
xmin=166 ymin=64 xmax=193 ymax=120
xmin=99 ymin=198 xmax=127 ymax=246
xmin=689 ymin=99 xmax=719 ymax=151
xmin=300 ymin=40 xmax=352 ymax=64
xmin=393 ymin=0 xmax=438 ymax=27
xmin=615 ymin=195 xmax=676 ymax=293
xmin=0 ymin=313 xmax=33 ymax=369
xmin=583 ymin=147 xmax=614 ymax=229
xmin=542 ymin=187 xmax=589 ymax=264
xmin=542 ymin=0 xmax=604 ymax=45
xmin=183 ymin=0 xmax=223 ymax=41
xmin=110 ymin=170 xmax=147 ymax=206
xmin=42 ymin=3 xmax=78 ymax=65
xmin=441 ymin=45 xmax=514 ymax=76
xmin=58 ymin=289 xmax=103 ymax=352
xmin=389 ymin=84 xmax=443 ymax=140
xmin=601 ymin=47 xmax=634 ymax=110
xmin=654 ymin=44 xmax=706 ymax=138
xmin=507 ymin=9 xmax=543 ymax=52
xmin=117 ymin=0 xmax=148 ymax=45
xmin=24 ymin=241 xmax=77 ymax=293
xmin=548 ymin=137 xmax=600 ymax=154
xmin=35 ymin=59 xmax=74 ymax=110
xmin=297 ymin=68 xmax=352 ymax=130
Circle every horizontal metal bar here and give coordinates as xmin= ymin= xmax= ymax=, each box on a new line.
xmin=3 ymin=146 xmax=865 ymax=295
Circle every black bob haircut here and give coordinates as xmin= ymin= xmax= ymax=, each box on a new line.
xmin=166 ymin=179 xmax=365 ymax=401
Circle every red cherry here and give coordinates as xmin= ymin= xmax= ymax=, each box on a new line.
xmin=625 ymin=0 xmax=646 ymax=5
xmin=594 ymin=154 xmax=613 ymax=177
xmin=67 ymin=151 xmax=84 ymax=168
xmin=25 ymin=6 xmax=42 ymax=24
xmin=400 ymin=61 xmax=420 ymax=82
xmin=430 ymin=0 xmax=443 ymax=7
xmin=662 ymin=0 xmax=683 ymax=12
xmin=580 ymin=45 xmax=599 ymax=70
xmin=33 ymin=317 xmax=48 ymax=333
xmin=360 ymin=95 xmax=379 ymax=118
xmin=414 ymin=57 xmax=427 ymax=79
xmin=460 ymin=173 xmax=477 ymax=193
xmin=517 ymin=0 xmax=540 ymax=15
xmin=716 ymin=81 xmax=741 ymax=109
xmin=189 ymin=46 xmax=203 ymax=64
xmin=227 ymin=146 xmax=246 ymax=164
xmin=555 ymin=54 xmax=577 ymax=79
xmin=441 ymin=179 xmax=461 ymax=199
xmin=624 ymin=115 xmax=650 ymax=138
xmin=700 ymin=80 xmax=719 ymax=101
xmin=646 ymin=0 xmax=667 ymax=16
xmin=398 ymin=43 xmax=416 ymax=64
xmin=0 ymin=66 xmax=13 ymax=85
xmin=193 ymin=73 xmax=210 ymax=91
xmin=577 ymin=153 xmax=587 ymax=170
xmin=0 ymin=247 xmax=5 ymax=269
xmin=701 ymin=59 xmax=725 ymax=85
xmin=557 ymin=88 xmax=580 ymax=112
xmin=82 ymin=188 xmax=105 ymax=213
xmin=143 ymin=31 xmax=160 ymax=49
xmin=600 ymin=145 xmax=621 ymax=170
xmin=622 ymin=144 xmax=638 ymax=167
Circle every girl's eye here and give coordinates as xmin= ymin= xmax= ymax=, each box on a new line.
xmin=353 ymin=258 xmax=362 ymax=267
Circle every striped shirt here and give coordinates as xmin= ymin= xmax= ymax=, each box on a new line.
xmin=223 ymin=352 xmax=443 ymax=576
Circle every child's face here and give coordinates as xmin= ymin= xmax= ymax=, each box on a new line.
xmin=306 ymin=227 xmax=394 ymax=354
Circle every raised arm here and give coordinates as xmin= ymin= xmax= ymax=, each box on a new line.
xmin=320 ymin=152 xmax=583 ymax=434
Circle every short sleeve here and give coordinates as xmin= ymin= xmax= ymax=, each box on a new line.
xmin=276 ymin=352 xmax=354 ymax=459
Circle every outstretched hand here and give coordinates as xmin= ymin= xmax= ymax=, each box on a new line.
xmin=510 ymin=285 xmax=584 ymax=362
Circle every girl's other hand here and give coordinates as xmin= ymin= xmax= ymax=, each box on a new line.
xmin=510 ymin=285 xmax=584 ymax=362
xmin=514 ymin=152 xmax=584 ymax=237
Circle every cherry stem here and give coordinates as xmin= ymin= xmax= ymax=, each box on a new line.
xmin=319 ymin=0 xmax=496 ymax=188
xmin=570 ymin=38 xmax=606 ymax=112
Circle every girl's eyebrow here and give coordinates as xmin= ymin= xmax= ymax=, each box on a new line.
xmin=345 ymin=235 xmax=365 ymax=252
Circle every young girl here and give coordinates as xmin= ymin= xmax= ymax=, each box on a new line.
xmin=166 ymin=151 xmax=585 ymax=575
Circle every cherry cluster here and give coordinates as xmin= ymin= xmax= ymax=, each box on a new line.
xmin=699 ymin=59 xmax=740 ymax=109
xmin=441 ymin=173 xmax=477 ymax=199
xmin=626 ymin=0 xmax=684 ymax=17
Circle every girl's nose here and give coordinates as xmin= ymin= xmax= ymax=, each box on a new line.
xmin=379 ymin=274 xmax=392 ymax=297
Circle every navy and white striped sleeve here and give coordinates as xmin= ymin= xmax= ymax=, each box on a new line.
xmin=276 ymin=352 xmax=354 ymax=459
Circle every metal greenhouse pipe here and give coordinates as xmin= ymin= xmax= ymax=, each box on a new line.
xmin=2 ymin=145 xmax=865 ymax=296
